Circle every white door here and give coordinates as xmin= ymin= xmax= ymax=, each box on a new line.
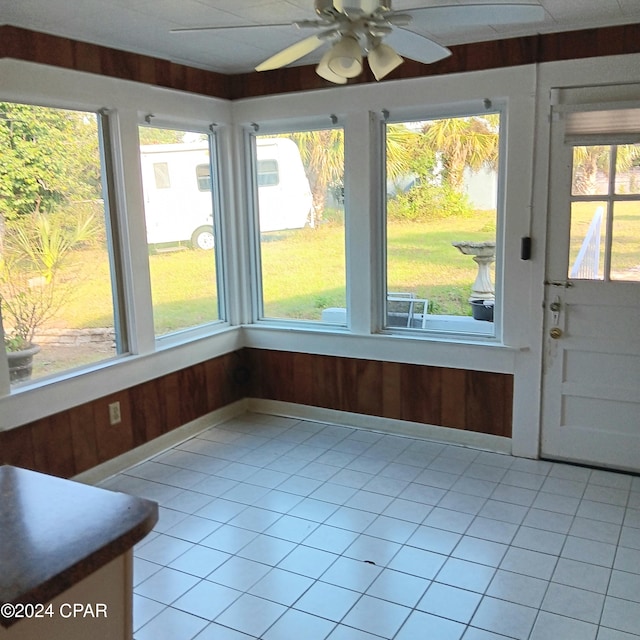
xmin=541 ymin=104 xmax=640 ymax=472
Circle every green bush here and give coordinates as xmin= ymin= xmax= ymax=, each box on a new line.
xmin=387 ymin=183 xmax=473 ymax=222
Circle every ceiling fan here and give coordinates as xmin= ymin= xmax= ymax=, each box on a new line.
xmin=172 ymin=0 xmax=545 ymax=84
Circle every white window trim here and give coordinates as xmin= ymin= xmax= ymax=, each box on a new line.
xmin=380 ymin=103 xmax=507 ymax=343
xmin=136 ymin=118 xmax=229 ymax=339
xmin=0 ymin=60 xmax=234 ymax=423
xmin=246 ymin=120 xmax=349 ymax=329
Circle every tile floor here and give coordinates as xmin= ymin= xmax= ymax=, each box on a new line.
xmin=99 ymin=412 xmax=640 ymax=640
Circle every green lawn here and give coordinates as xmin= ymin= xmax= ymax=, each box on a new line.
xmin=58 ymin=212 xmax=494 ymax=331
xmin=47 ymin=202 xmax=639 ymax=333
xmin=570 ymin=201 xmax=640 ymax=278
xmin=259 ymin=212 xmax=496 ymax=319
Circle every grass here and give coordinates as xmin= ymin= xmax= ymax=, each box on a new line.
xmin=260 ymin=213 xmax=497 ymax=319
xmin=260 ymin=226 xmax=347 ymax=320
xmin=60 ymin=246 xmax=220 ymax=332
xmin=386 ymin=212 xmax=496 ymax=316
xmin=37 ymin=202 xmax=640 ymax=335
xmin=570 ymin=201 xmax=640 ymax=279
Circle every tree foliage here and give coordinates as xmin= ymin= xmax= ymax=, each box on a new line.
xmin=288 ymin=129 xmax=344 ymax=224
xmin=386 ymin=115 xmax=499 ymax=221
xmin=285 ymin=126 xmax=414 ymax=225
xmin=572 ymin=144 xmax=640 ymax=195
xmin=1 ymin=210 xmax=99 ymax=349
xmin=421 ymin=114 xmax=500 ymax=190
xmin=0 ymin=102 xmax=101 ymax=221
xmin=139 ymin=126 xmax=189 ymax=145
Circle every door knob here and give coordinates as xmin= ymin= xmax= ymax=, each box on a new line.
xmin=550 ymin=327 xmax=563 ymax=339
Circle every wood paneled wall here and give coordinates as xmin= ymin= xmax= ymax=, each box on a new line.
xmin=0 ymin=25 xmax=231 ymax=99
xmin=247 ymin=349 xmax=513 ymax=439
xmin=0 ymin=351 xmax=249 ymax=478
xmin=0 ymin=348 xmax=513 ymax=479
xmin=2 ymin=23 xmax=640 ymax=101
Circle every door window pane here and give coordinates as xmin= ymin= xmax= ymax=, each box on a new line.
xmin=0 ymin=102 xmax=121 ymax=384
xmin=572 ymin=146 xmax=610 ymax=195
xmin=139 ymin=127 xmax=221 ymax=336
xmin=569 ymin=202 xmax=606 ymax=280
xmin=569 ymin=142 xmax=640 ymax=282
xmin=385 ymin=114 xmax=500 ymax=332
xmin=255 ymin=131 xmax=346 ymax=323
xmin=611 ymin=202 xmax=640 ymax=281
xmin=615 ymin=144 xmax=640 ymax=195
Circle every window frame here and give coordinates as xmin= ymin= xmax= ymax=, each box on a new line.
xmin=136 ymin=120 xmax=228 ymax=342
xmin=567 ymin=140 xmax=640 ymax=282
xmin=380 ymin=103 xmax=507 ymax=342
xmin=0 ymin=69 xmax=234 ymax=407
xmin=548 ymin=94 xmax=640 ymax=285
xmin=0 ymin=101 xmax=130 ymax=387
xmin=246 ymin=121 xmax=348 ymax=328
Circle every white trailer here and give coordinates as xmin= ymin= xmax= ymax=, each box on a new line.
xmin=139 ymin=137 xmax=313 ymax=248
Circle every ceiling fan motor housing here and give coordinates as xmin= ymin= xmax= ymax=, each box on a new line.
xmin=319 ymin=0 xmax=392 ymax=17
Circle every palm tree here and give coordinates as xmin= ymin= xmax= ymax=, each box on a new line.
xmin=287 ymin=126 xmax=413 ymax=225
xmin=572 ymin=145 xmax=609 ymax=195
xmin=289 ymin=129 xmax=344 ymax=225
xmin=386 ymin=124 xmax=414 ymax=182
xmin=421 ymin=115 xmax=500 ymax=190
xmin=572 ymin=144 xmax=640 ymax=195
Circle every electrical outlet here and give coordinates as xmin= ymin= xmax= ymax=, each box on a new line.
xmin=108 ymin=401 xmax=122 ymax=425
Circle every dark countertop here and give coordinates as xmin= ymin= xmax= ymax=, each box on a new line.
xmin=0 ymin=465 xmax=158 ymax=628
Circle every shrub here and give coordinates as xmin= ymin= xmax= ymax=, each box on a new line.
xmin=387 ymin=182 xmax=473 ymax=222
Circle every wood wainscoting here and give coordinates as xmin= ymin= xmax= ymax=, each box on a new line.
xmin=0 ymin=348 xmax=513 ymax=478
xmin=0 ymin=351 xmax=249 ymax=478
xmin=247 ymin=349 xmax=513 ymax=439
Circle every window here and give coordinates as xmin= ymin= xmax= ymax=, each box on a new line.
xmin=569 ymin=143 xmax=640 ymax=281
xmin=253 ymin=130 xmax=346 ymax=324
xmin=384 ymin=112 xmax=501 ymax=335
xmin=138 ymin=126 xmax=223 ymax=337
xmin=153 ymin=162 xmax=171 ymax=189
xmin=196 ymin=164 xmax=211 ymax=192
xmin=257 ymin=159 xmax=279 ymax=187
xmin=0 ymin=101 xmax=125 ymax=384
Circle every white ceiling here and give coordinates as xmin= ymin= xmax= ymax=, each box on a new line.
xmin=2 ymin=0 xmax=640 ymax=74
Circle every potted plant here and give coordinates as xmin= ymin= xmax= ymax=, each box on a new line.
xmin=1 ymin=211 xmax=97 ymax=382
xmin=1 ymin=267 xmax=52 ymax=382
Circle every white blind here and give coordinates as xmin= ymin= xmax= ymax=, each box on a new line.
xmin=551 ymin=84 xmax=640 ymax=143
xmin=565 ymin=107 xmax=640 ymax=137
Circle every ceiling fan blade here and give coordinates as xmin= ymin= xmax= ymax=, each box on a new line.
xmin=171 ymin=23 xmax=292 ymax=33
xmin=402 ymin=3 xmax=545 ymax=31
xmin=255 ymin=33 xmax=327 ymax=71
xmin=384 ymin=28 xmax=451 ymax=65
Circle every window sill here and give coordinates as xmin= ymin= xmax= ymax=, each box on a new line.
xmin=0 ymin=325 xmax=242 ymax=430
xmin=243 ymin=320 xmax=519 ymax=376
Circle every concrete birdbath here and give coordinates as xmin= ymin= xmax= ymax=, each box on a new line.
xmin=452 ymin=240 xmax=496 ymax=302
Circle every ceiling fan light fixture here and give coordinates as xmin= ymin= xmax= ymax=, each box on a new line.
xmin=327 ymin=34 xmax=363 ymax=78
xmin=316 ymin=48 xmax=349 ymax=84
xmin=368 ymin=41 xmax=403 ymax=80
